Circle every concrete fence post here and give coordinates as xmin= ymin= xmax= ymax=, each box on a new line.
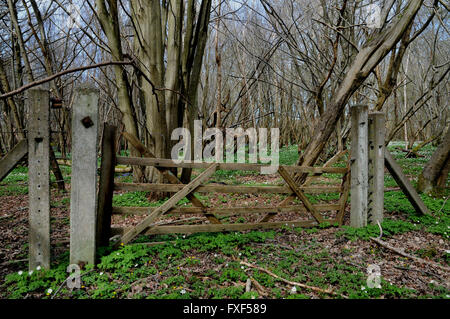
xmin=350 ymin=104 xmax=368 ymax=228
xmin=368 ymin=112 xmax=385 ymax=225
xmin=70 ymin=87 xmax=99 ymax=265
xmin=28 ymin=87 xmax=51 ymax=270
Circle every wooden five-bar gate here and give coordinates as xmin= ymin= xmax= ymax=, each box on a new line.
xmin=4 ymin=88 xmax=431 ymax=270
xmin=96 ymin=127 xmax=351 ymax=246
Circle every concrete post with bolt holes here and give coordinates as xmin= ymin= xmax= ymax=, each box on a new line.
xmin=350 ymin=104 xmax=369 ymax=228
xmin=28 ymin=87 xmax=51 ymax=270
xmin=70 ymin=87 xmax=99 ymax=265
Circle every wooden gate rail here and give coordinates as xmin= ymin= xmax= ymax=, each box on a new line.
xmin=112 ymin=220 xmax=319 ymax=236
xmin=116 ymin=156 xmax=348 ymax=174
xmin=114 ymin=183 xmax=342 ymax=194
xmin=111 ymin=204 xmax=342 ymax=216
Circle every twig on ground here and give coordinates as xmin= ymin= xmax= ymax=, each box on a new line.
xmin=250 ymin=277 xmax=269 ymax=297
xmin=240 ymin=260 xmax=348 ymax=298
xmin=435 ymin=195 xmax=448 ymax=215
xmin=253 ymin=242 xmax=293 ymax=250
xmin=133 ymin=240 xmax=176 ymax=247
xmin=343 ymin=261 xmax=365 ymax=270
xmin=0 ymin=259 xmax=27 ymax=266
xmin=393 ymin=265 xmax=441 ymax=279
xmin=370 ymin=237 xmax=450 ymax=272
xmin=376 ymin=221 xmax=383 ymax=239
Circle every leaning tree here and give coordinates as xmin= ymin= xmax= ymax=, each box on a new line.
xmin=417 ymin=126 xmax=450 ymax=196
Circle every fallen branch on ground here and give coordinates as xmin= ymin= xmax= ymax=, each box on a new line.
xmin=393 ymin=265 xmax=441 ymax=279
xmin=250 ymin=277 xmax=269 ymax=297
xmin=240 ymin=261 xmax=348 ymax=298
xmin=0 ymin=259 xmax=27 ymax=266
xmin=370 ymin=237 xmax=450 ymax=272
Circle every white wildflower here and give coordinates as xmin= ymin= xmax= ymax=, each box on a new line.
xmin=180 ymin=289 xmax=186 ymax=295
xmin=36 ymin=266 xmax=41 ymax=271
xmin=47 ymin=288 xmax=53 ymax=295
xmin=290 ymin=286 xmax=297 ymax=294
xmin=18 ymin=271 xmax=23 ymax=275
xmin=28 ymin=271 xmax=33 ymax=275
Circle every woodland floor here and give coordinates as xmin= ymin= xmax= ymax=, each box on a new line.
xmin=0 ymin=142 xmax=449 ymax=299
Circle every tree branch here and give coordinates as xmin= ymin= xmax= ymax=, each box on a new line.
xmin=0 ymin=60 xmax=133 ymax=100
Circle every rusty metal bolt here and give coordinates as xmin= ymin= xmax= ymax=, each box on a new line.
xmin=81 ymin=116 xmax=94 ymax=128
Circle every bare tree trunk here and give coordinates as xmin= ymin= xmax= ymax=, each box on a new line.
xmin=0 ymin=58 xmax=24 ymax=140
xmin=96 ymin=0 xmax=142 ymax=181
xmin=297 ymin=0 xmax=424 ymax=171
xmin=403 ymin=52 xmax=410 ymax=150
xmin=417 ymin=126 xmax=450 ymax=195
xmin=6 ymin=0 xmax=34 ymax=84
xmin=215 ymin=2 xmax=222 ymax=129
xmin=180 ymin=0 xmax=212 ymax=183
xmin=132 ymin=0 xmax=168 ymax=186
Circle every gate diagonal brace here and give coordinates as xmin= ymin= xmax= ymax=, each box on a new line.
xmin=278 ymin=166 xmax=324 ymax=224
xmin=119 ymin=163 xmax=219 ymax=245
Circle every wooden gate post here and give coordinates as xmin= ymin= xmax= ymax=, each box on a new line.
xmin=350 ymin=105 xmax=368 ymax=228
xmin=70 ymin=87 xmax=99 ymax=265
xmin=368 ymin=112 xmax=385 ymax=224
xmin=28 ymin=87 xmax=51 ymax=270
xmin=96 ymin=124 xmax=117 ymax=248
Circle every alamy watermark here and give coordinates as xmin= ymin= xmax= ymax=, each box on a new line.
xmin=366 ymin=264 xmax=382 ymax=289
xmin=365 ymin=3 xmax=382 ymax=29
xmin=171 ymin=121 xmax=280 ymax=174
xmin=67 ymin=264 xmax=81 ymax=289
xmin=66 ymin=2 xmax=82 ymax=30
